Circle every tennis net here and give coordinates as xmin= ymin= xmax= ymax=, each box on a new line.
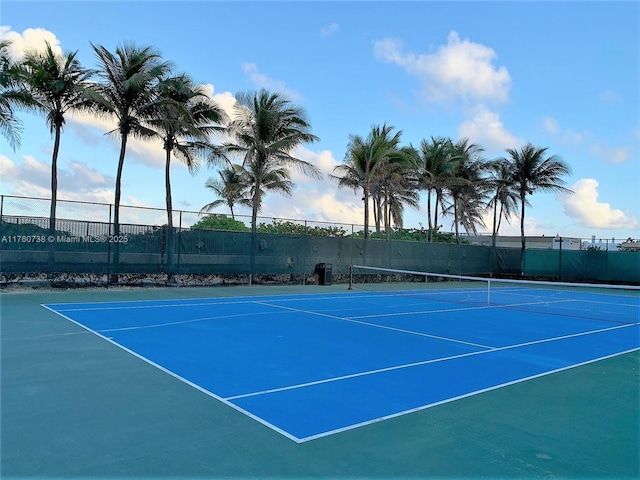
xmin=348 ymin=265 xmax=640 ymax=325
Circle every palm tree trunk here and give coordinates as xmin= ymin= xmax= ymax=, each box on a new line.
xmin=164 ymin=149 xmax=175 ymax=282
xmin=48 ymin=126 xmax=61 ymax=272
xmin=433 ymin=190 xmax=441 ymax=241
xmin=372 ymin=195 xmax=379 ymax=233
xmin=384 ymin=189 xmax=390 ymax=240
xmin=426 ymin=190 xmax=433 ymax=242
xmin=110 ymin=135 xmax=128 ymax=284
xmin=375 ymin=194 xmax=382 ymax=233
xmin=363 ymin=186 xmax=370 ymax=239
xmin=520 ymin=191 xmax=526 ymax=274
xmin=249 ymin=173 xmax=262 ymax=283
xmin=454 ymin=196 xmax=460 ymax=245
xmin=491 ymin=195 xmax=498 ymax=248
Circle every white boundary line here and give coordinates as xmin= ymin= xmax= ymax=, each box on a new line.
xmin=45 ymin=290 xmax=367 ymax=310
xmin=296 ymin=346 xmax=640 ymax=443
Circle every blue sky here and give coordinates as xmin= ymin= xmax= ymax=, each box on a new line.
xmin=1 ymin=0 xmax=639 ymax=242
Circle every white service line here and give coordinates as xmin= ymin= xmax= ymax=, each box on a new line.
xmin=225 ymin=322 xmax=637 ymax=402
xmin=256 ymin=301 xmax=495 ymax=349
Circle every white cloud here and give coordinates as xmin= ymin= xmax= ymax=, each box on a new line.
xmin=320 ymin=23 xmax=339 ymax=38
xmin=588 ymin=144 xmax=632 ymax=164
xmin=0 ymin=25 xmax=62 ymax=59
xmin=241 ymin=62 xmax=303 ymax=102
xmin=543 ymin=116 xmax=634 ymax=164
xmin=0 ymin=153 xmax=164 ymax=223
xmin=560 ymin=178 xmax=638 ymax=229
xmin=291 ymin=148 xmax=336 ymax=184
xmin=542 ymin=116 xmax=585 ymax=146
xmin=0 ymin=154 xmax=114 ymax=203
xmin=374 ymin=32 xmax=515 ymax=154
xmin=66 ymin=110 xmax=166 ymax=169
xmin=198 ymin=83 xmax=237 ymax=121
xmin=457 ymin=104 xmax=521 ymax=154
xmin=374 ymin=31 xmax=511 ymax=105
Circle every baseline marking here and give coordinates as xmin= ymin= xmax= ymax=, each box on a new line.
xmin=297 ymin=346 xmax=640 ymax=443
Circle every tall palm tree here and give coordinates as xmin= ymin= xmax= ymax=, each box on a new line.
xmin=445 ymin=138 xmax=486 ymax=244
xmin=224 ymin=89 xmax=320 ymax=233
xmin=332 ymin=134 xmax=372 ymax=237
xmin=486 ymin=158 xmax=520 ymax=247
xmin=148 ymin=73 xmax=227 ymax=277
xmin=87 ymin=42 xmax=172 ymax=281
xmin=379 ymin=144 xmax=420 ymax=234
xmin=21 ymin=42 xmax=94 ymax=266
xmin=417 ymin=137 xmax=457 ymax=242
xmin=367 ymin=124 xmax=406 ymax=234
xmin=331 ymin=124 xmax=400 ymax=238
xmin=505 ymin=143 xmax=573 ymax=260
xmin=0 ymin=39 xmax=34 ymax=150
xmin=201 ymin=165 xmax=252 ymax=219
xmin=151 ymin=73 xmax=227 ymax=229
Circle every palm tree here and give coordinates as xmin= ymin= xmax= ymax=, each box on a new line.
xmin=331 ymin=124 xmax=401 ymax=238
xmin=238 ymin=160 xmax=295 ymax=215
xmin=332 ymin=134 xmax=372 ymax=237
xmin=417 ymin=137 xmax=457 ymax=242
xmin=0 ymin=39 xmax=34 ymax=150
xmin=505 ymin=143 xmax=573 ymax=261
xmin=224 ymin=89 xmax=320 ymax=233
xmin=201 ymin=165 xmax=252 ymax=219
xmin=21 ymin=42 xmax=94 ymax=266
xmin=148 ymin=73 xmax=227 ymax=277
xmin=87 ymin=42 xmax=172 ymax=282
xmin=151 ymin=73 xmax=227 ymax=228
xmin=445 ymin=138 xmax=486 ymax=244
xmin=367 ymin=124 xmax=406 ymax=234
xmin=486 ymin=158 xmax=520 ymax=247
xmin=444 ymin=189 xmax=488 ymax=236
xmin=379 ymin=144 xmax=420 ymax=234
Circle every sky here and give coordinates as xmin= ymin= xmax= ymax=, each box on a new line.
xmin=1 ymin=0 xmax=639 ymax=243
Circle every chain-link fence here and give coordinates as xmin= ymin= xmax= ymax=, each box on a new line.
xmin=1 ymin=195 xmax=638 ymax=285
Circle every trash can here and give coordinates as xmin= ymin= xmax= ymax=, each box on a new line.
xmin=316 ymin=263 xmax=332 ymax=286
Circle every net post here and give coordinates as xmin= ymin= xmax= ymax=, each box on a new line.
xmin=487 ymin=278 xmax=491 ymax=306
xmin=348 ymin=264 xmax=353 ymax=290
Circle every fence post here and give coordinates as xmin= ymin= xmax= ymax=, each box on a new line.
xmin=558 ymin=236 xmax=563 ymax=281
xmin=177 ymin=210 xmax=182 ymax=281
xmin=107 ymin=204 xmax=112 ymax=282
xmin=303 ymin=220 xmax=307 ymax=286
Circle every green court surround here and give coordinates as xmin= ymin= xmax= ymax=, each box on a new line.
xmin=1 ymin=285 xmax=638 ymax=479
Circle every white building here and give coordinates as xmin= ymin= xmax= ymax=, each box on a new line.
xmin=465 ymin=235 xmax=583 ymax=250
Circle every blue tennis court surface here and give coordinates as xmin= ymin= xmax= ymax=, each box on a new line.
xmin=43 ymin=288 xmax=640 ymax=442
